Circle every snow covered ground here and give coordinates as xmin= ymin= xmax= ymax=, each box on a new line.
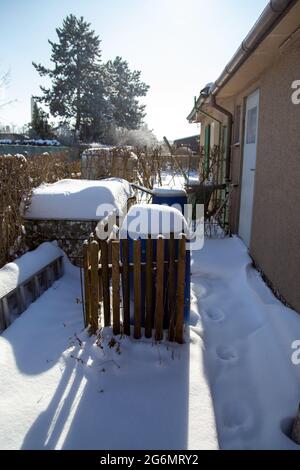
xmin=192 ymin=237 xmax=300 ymax=450
xmin=0 ymin=254 xmax=218 ymax=450
xmin=0 ymin=236 xmax=300 ymax=450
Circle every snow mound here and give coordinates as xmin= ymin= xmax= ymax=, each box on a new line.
xmin=120 ymin=203 xmax=189 ymax=238
xmin=25 ymin=178 xmax=134 ymax=221
xmin=0 ymin=242 xmax=62 ymax=299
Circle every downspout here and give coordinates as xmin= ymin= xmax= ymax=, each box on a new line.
xmin=210 ymin=95 xmax=233 ymax=183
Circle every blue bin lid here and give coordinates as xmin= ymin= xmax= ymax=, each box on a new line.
xmin=152 ymin=186 xmax=187 ymax=197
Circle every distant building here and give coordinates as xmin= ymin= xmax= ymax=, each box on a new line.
xmin=173 ymin=135 xmax=199 ymax=153
xmin=0 ymin=132 xmax=25 ymax=141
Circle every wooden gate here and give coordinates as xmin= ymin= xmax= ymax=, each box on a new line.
xmin=83 ymin=234 xmax=186 ymax=344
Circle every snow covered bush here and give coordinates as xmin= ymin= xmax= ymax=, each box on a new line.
xmin=0 ymin=151 xmax=81 ymax=267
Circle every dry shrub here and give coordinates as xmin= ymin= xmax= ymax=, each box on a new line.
xmin=81 ymin=147 xmax=137 ymax=180
xmin=0 ymin=151 xmax=81 ymax=268
xmin=81 ymin=144 xmax=201 ymax=190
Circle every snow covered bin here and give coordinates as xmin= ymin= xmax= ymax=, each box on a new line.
xmin=24 ymin=178 xmax=135 ymax=265
xmin=151 ymin=188 xmax=190 ymax=324
xmin=25 ymin=178 xmax=134 ymax=221
xmin=152 ymin=187 xmax=187 ymax=214
xmin=120 ymin=204 xmax=190 ymax=328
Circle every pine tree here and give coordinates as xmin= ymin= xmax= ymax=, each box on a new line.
xmin=30 ymin=102 xmax=53 ymax=139
xmin=33 ymin=15 xmax=103 ymax=140
xmin=33 ymin=15 xmax=149 ymax=142
xmin=105 ymin=56 xmax=149 ymax=130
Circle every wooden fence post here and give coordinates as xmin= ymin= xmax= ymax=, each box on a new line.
xmin=107 ymin=238 xmax=112 ymax=265
xmin=133 ymin=239 xmax=141 ymax=339
xmin=90 ymin=240 xmax=99 ymax=334
xmin=175 ymin=236 xmax=186 ymax=344
xmin=83 ymin=240 xmax=91 ymax=328
xmin=100 ymin=239 xmax=110 ymax=327
xmin=98 ymin=248 xmax=103 ymax=315
xmin=145 ymin=236 xmax=153 ymax=339
xmin=168 ymin=233 xmax=176 ymax=342
xmin=155 ymin=236 xmax=164 ymax=342
xmin=122 ymin=239 xmax=131 ymax=336
xmin=112 ymin=241 xmax=120 ymax=335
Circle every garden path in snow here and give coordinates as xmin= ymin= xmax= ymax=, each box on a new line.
xmin=192 ymin=237 xmax=300 ymax=450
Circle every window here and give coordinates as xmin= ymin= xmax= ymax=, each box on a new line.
xmin=233 ymin=105 xmax=241 ymax=144
xmin=246 ymin=106 xmax=258 ymax=144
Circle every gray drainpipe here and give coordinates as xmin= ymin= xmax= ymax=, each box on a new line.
xmin=210 ymin=96 xmax=233 ymax=182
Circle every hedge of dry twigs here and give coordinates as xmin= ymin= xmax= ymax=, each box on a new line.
xmin=0 ymin=151 xmax=81 ymax=268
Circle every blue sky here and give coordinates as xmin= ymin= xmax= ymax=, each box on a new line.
xmin=0 ymin=0 xmax=268 ymax=139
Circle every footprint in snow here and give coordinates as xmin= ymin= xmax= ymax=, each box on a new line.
xmin=222 ymin=402 xmax=251 ymax=430
xmin=203 ymin=308 xmax=225 ymax=323
xmin=216 ymin=345 xmax=238 ymax=363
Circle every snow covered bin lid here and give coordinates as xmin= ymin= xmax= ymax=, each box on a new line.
xmin=186 ymin=177 xmax=200 ymax=187
xmin=0 ymin=242 xmax=62 ymax=299
xmin=152 ymin=186 xmax=187 ymax=197
xmin=25 ymin=178 xmax=134 ymax=221
xmin=119 ymin=204 xmax=189 ymax=239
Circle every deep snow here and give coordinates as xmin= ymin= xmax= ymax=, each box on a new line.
xmin=0 ymin=236 xmax=300 ymax=449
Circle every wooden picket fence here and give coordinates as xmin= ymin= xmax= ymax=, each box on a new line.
xmin=83 ymin=234 xmax=186 ymax=344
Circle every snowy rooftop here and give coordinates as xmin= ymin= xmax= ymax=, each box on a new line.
xmin=25 ymin=178 xmax=134 ymax=221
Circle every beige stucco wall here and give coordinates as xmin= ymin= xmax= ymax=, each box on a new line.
xmin=250 ymin=39 xmax=300 ymax=312
xmin=222 ymin=39 xmax=300 ymax=311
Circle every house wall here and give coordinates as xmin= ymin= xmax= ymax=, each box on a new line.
xmin=224 ymin=38 xmax=300 ymax=311
xmin=250 ymin=39 xmax=300 ymax=312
